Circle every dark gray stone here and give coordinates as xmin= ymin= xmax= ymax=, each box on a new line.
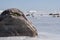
xmin=0 ymin=8 xmax=38 ymax=37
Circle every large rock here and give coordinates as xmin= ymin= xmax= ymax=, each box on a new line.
xmin=0 ymin=8 xmax=38 ymax=37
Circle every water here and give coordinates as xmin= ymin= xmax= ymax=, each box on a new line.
xmin=0 ymin=15 xmax=60 ymax=40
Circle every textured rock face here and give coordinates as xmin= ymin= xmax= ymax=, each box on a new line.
xmin=0 ymin=8 xmax=38 ymax=37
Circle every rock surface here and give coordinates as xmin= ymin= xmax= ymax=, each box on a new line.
xmin=0 ymin=8 xmax=38 ymax=37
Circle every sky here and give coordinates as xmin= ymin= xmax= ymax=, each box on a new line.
xmin=0 ymin=0 xmax=60 ymax=12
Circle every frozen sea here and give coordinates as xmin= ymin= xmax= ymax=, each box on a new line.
xmin=0 ymin=15 xmax=60 ymax=40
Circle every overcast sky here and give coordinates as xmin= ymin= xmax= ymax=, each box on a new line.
xmin=0 ymin=0 xmax=60 ymax=12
